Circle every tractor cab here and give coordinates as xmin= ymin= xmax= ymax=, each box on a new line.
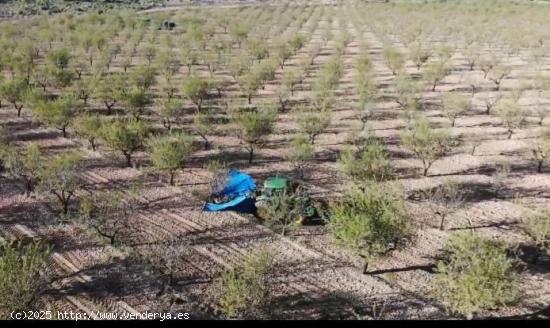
xmin=255 ymin=176 xmax=325 ymax=224
xmin=260 ymin=177 xmax=289 ymax=197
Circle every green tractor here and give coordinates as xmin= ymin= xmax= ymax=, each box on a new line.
xmin=254 ymin=176 xmax=326 ymax=225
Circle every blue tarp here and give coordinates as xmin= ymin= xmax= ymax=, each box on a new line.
xmin=203 ymin=170 xmax=256 ymax=213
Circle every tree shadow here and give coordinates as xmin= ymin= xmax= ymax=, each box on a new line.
xmin=366 ymin=264 xmax=437 ymax=275
xmin=513 ymin=244 xmax=550 ymax=275
xmin=491 ymin=304 xmax=549 ymax=320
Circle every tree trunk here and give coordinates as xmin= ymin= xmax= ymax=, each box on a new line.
xmin=62 ymin=200 xmax=69 ymax=215
xmin=248 ymin=94 xmax=252 ymax=104
xmin=25 ymin=178 xmax=33 ymax=196
xmin=362 ymin=261 xmax=369 ymax=274
xmin=169 ymin=171 xmax=175 ymax=186
xmin=248 ymin=147 xmax=254 ymax=164
xmin=439 ymin=215 xmax=446 ymax=231
xmin=538 ymin=160 xmax=543 ymax=173
xmin=125 ymin=153 xmax=132 ymax=167
xmin=508 ymin=129 xmax=513 ymax=139
xmin=16 ymin=105 xmax=22 ymax=117
xmin=423 ymin=166 xmax=429 ymax=177
xmin=90 ymin=138 xmax=96 ymax=151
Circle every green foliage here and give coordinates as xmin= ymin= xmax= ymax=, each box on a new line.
xmin=523 ymin=209 xmax=550 ymax=251
xmin=294 ymin=106 xmax=331 ymax=145
xmin=130 ymin=65 xmax=156 ymax=91
xmin=433 ymin=233 xmax=516 ymax=318
xmin=442 ymin=93 xmax=470 ymax=127
xmin=259 ymin=190 xmax=305 ymax=236
xmin=229 ymin=22 xmax=250 ymax=47
xmin=93 ymin=73 xmax=125 ymax=114
xmin=0 ymin=241 xmax=52 ymax=318
xmin=232 ymin=105 xmax=277 ymax=164
xmin=0 ymin=78 xmax=28 ymax=116
xmin=382 ymin=46 xmax=404 ymax=75
xmin=159 ymin=98 xmax=182 ymax=131
xmin=47 ymin=48 xmax=71 ymax=71
xmin=424 ymin=61 xmax=449 ymax=91
xmin=314 ymin=56 xmax=343 ymax=93
xmin=121 ymin=88 xmax=150 ymax=119
xmin=400 ymin=116 xmax=452 ymax=176
xmin=283 ymin=68 xmax=302 ymax=96
xmin=409 ymin=43 xmax=431 ymax=70
xmin=218 ymin=248 xmax=274 ymax=318
xmin=80 ymin=190 xmax=137 ymax=246
xmin=99 ymin=118 xmax=151 ymax=167
xmin=38 ymin=151 xmax=82 ymax=215
xmin=73 ymin=114 xmax=102 ymax=151
xmin=237 ymin=71 xmax=262 ymax=105
xmin=146 ymin=132 xmax=195 ymax=186
xmin=286 ymin=134 xmax=315 ymax=179
xmin=32 ymin=94 xmax=80 ymax=138
xmin=192 ymin=111 xmax=213 ymax=149
xmin=426 ymin=178 xmax=465 ymax=230
xmin=182 ymin=75 xmax=209 ymax=112
xmin=275 ymin=42 xmax=293 ymax=69
xmin=394 ymin=73 xmax=423 ymax=109
xmin=328 ymin=182 xmax=410 ymax=268
xmin=338 ymin=138 xmax=392 ymax=183
xmin=3 ymin=142 xmax=41 ymax=195
xmin=494 ymin=98 xmax=524 ymax=139
xmin=247 ymin=39 xmax=269 ymax=62
xmin=531 ymin=128 xmax=550 ymax=173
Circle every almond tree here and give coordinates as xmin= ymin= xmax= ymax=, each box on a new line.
xmin=286 ymin=134 xmax=315 ymax=180
xmin=159 ymin=98 xmax=182 ymax=131
xmin=237 ymin=71 xmax=262 ymax=105
xmin=73 ymin=114 xmax=102 ymax=151
xmin=283 ymin=68 xmax=302 ymax=96
xmin=426 ymin=179 xmax=465 ymax=230
xmin=424 ymin=61 xmax=449 ymax=92
xmin=93 ymin=73 xmax=126 ymax=115
xmin=494 ymin=98 xmax=524 ymax=139
xmin=99 ymin=118 xmax=151 ymax=167
xmin=488 ymin=64 xmax=511 ymax=91
xmin=32 ymin=94 xmax=80 ymax=138
xmin=182 ymin=75 xmax=209 ymax=112
xmin=328 ymin=182 xmax=410 ymax=273
xmin=275 ymin=43 xmax=293 ymax=70
xmin=130 ymin=65 xmax=157 ymax=92
xmin=0 ymin=241 xmax=52 ymax=318
xmin=400 ymin=116 xmax=452 ymax=177
xmin=3 ymin=142 xmax=41 ymax=196
xmin=79 ymin=190 xmax=138 ymax=246
xmin=121 ymin=88 xmax=150 ymax=120
xmin=193 ymin=111 xmax=213 ymax=150
xmin=394 ymin=73 xmax=423 ymax=109
xmin=409 ymin=43 xmax=431 ymax=70
xmin=147 ymin=132 xmax=195 ymax=186
xmin=295 ymin=106 xmax=331 ymax=145
xmin=442 ymin=93 xmax=470 ymax=127
xmin=382 ymin=46 xmax=403 ymax=75
xmin=38 ymin=151 xmax=83 ymax=215
xmin=531 ymin=129 xmax=550 ymax=173
xmin=232 ymin=105 xmax=277 ymax=164
xmin=0 ymin=78 xmax=28 ymax=117
xmin=482 ymin=91 xmax=503 ymax=115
